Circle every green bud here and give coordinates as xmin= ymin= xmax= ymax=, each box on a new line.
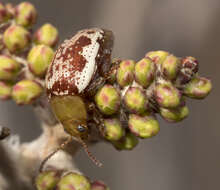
xmin=0 ymin=3 xmax=10 ymax=23
xmin=0 ymin=81 xmax=12 ymax=100
xmin=34 ymin=23 xmax=59 ymax=47
xmin=15 ymin=2 xmax=37 ymax=27
xmin=177 ymin=56 xmax=199 ymax=85
xmin=95 ymin=84 xmax=120 ymax=115
xmin=154 ymin=81 xmax=181 ymax=108
xmin=27 ymin=45 xmax=54 ymax=77
xmin=103 ymin=118 xmax=124 ymax=141
xmin=145 ymin=50 xmax=169 ymax=65
xmin=134 ymin=58 xmax=155 ymax=88
xmin=124 ymin=87 xmax=148 ymax=114
xmin=128 ymin=114 xmax=159 ymax=139
xmin=3 ymin=25 xmax=31 ymax=53
xmin=182 ymin=56 xmax=199 ymax=73
xmin=57 ymin=172 xmax=91 ymax=190
xmin=113 ymin=132 xmax=139 ymax=150
xmin=160 ymin=105 xmax=189 ymax=122
xmin=91 ymin=181 xmax=109 ymax=190
xmin=12 ymin=80 xmax=43 ymax=105
xmin=184 ymin=77 xmax=212 ymax=99
xmin=116 ymin=60 xmax=135 ymax=87
xmin=36 ymin=170 xmax=61 ymax=190
xmin=0 ymin=55 xmax=21 ymax=81
xmin=161 ymin=55 xmax=180 ymax=80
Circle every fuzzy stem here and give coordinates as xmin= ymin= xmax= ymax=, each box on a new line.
xmin=32 ymin=93 xmax=58 ymax=126
xmin=0 ymin=144 xmax=30 ymax=190
xmin=0 ymin=123 xmax=82 ymax=190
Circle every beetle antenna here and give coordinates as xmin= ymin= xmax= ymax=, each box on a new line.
xmin=80 ymin=139 xmax=103 ymax=167
xmin=39 ymin=137 xmax=72 ymax=172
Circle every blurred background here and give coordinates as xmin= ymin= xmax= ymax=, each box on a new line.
xmin=1 ymin=0 xmax=219 ymax=189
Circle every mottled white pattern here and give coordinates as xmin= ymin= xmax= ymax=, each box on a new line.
xmin=46 ymin=28 xmax=104 ymax=97
xmin=75 ymin=30 xmax=103 ymax=92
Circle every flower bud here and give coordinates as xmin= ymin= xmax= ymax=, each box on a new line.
xmin=177 ymin=56 xmax=199 ymax=84
xmin=15 ymin=2 xmax=37 ymax=27
xmin=154 ymin=81 xmax=181 ymax=108
xmin=34 ymin=23 xmax=59 ymax=47
xmin=182 ymin=56 xmax=199 ymax=73
xmin=12 ymin=80 xmax=43 ymax=105
xmin=159 ymin=105 xmax=189 ymax=122
xmin=161 ymin=54 xmax=180 ymax=80
xmin=0 ymin=81 xmax=12 ymax=100
xmin=183 ymin=77 xmax=212 ymax=99
xmin=27 ymin=45 xmax=54 ymax=77
xmin=91 ymin=181 xmax=109 ymax=190
xmin=0 ymin=3 xmax=10 ymax=23
xmin=103 ymin=118 xmax=124 ymax=141
xmin=134 ymin=58 xmax=155 ymax=88
xmin=116 ymin=60 xmax=135 ymax=87
xmin=0 ymin=55 xmax=21 ymax=81
xmin=57 ymin=172 xmax=91 ymax=190
xmin=95 ymin=84 xmax=120 ymax=115
xmin=145 ymin=50 xmax=169 ymax=65
xmin=113 ymin=132 xmax=139 ymax=150
xmin=36 ymin=170 xmax=61 ymax=190
xmin=3 ymin=25 xmax=31 ymax=53
xmin=128 ymin=114 xmax=159 ymax=139
xmin=123 ymin=87 xmax=148 ymax=114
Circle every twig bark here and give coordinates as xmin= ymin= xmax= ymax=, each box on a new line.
xmin=0 ymin=123 xmax=82 ymax=190
xmin=0 ymin=143 xmax=30 ymax=190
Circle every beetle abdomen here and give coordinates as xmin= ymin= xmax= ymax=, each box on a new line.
xmin=46 ymin=28 xmax=114 ymax=99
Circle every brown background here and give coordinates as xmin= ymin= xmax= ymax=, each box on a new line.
xmin=1 ymin=0 xmax=220 ymax=189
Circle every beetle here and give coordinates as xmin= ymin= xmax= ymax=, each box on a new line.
xmin=40 ymin=28 xmax=114 ymax=171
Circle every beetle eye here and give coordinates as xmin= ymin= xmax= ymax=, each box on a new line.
xmin=77 ymin=125 xmax=86 ymax=133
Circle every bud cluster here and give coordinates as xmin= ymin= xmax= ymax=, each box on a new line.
xmin=35 ymin=170 xmax=109 ymax=190
xmin=0 ymin=1 xmax=59 ymax=105
xmin=0 ymin=2 xmax=213 ymax=190
xmin=94 ymin=50 xmax=212 ymax=150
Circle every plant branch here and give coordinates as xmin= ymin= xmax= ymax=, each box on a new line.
xmin=0 ymin=123 xmax=82 ymax=190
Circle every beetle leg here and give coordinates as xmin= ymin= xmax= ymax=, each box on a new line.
xmin=85 ymin=75 xmax=106 ymax=97
xmin=104 ymin=58 xmax=121 ymax=81
xmin=87 ymin=102 xmax=106 ymax=137
xmin=97 ymin=123 xmax=106 ymax=137
xmin=119 ymin=108 xmax=129 ymax=128
xmin=39 ymin=136 xmax=72 ymax=172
